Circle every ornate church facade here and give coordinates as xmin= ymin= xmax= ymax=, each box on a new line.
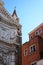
xmin=0 ymin=0 xmax=22 ymax=65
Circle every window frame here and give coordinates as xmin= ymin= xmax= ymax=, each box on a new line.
xmin=38 ymin=28 xmax=42 ymax=34
xmin=35 ymin=31 xmax=38 ymax=36
xmin=35 ymin=28 xmax=42 ymax=36
xmin=24 ymin=49 xmax=28 ymax=56
xmin=29 ymin=35 xmax=33 ymax=40
xmin=29 ymin=44 xmax=36 ymax=54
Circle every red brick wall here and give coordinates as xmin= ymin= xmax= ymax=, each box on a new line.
xmin=22 ymin=42 xmax=28 ymax=65
xmin=22 ymin=24 xmax=43 ymax=65
xmin=28 ymin=37 xmax=40 ymax=65
xmin=38 ymin=37 xmax=43 ymax=52
xmin=22 ymin=37 xmax=41 ymax=65
xmin=29 ymin=24 xmax=43 ymax=40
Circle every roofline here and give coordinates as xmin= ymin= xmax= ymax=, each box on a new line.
xmin=22 ymin=36 xmax=43 ymax=46
xmin=22 ymin=41 xmax=29 ymax=46
xmin=28 ymin=23 xmax=43 ymax=35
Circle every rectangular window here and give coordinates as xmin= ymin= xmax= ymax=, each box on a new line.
xmin=29 ymin=36 xmax=33 ymax=40
xmin=35 ymin=29 xmax=42 ymax=36
xmin=35 ymin=31 xmax=38 ymax=35
xmin=30 ymin=44 xmax=36 ymax=54
xmin=24 ymin=49 xmax=28 ymax=56
xmin=39 ymin=29 xmax=42 ymax=34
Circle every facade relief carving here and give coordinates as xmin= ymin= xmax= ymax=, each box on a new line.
xmin=0 ymin=0 xmax=22 ymax=65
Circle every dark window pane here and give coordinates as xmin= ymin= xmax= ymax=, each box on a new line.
xmin=33 ymin=46 xmax=35 ymax=52
xmin=31 ymin=47 xmax=33 ymax=52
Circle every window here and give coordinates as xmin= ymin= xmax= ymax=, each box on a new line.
xmin=39 ymin=29 xmax=42 ymax=34
xmin=30 ymin=44 xmax=36 ymax=54
xmin=24 ymin=49 xmax=28 ymax=56
xmin=35 ymin=29 xmax=42 ymax=36
xmin=29 ymin=36 xmax=33 ymax=40
xmin=31 ymin=61 xmax=37 ymax=65
xmin=35 ymin=31 xmax=38 ymax=35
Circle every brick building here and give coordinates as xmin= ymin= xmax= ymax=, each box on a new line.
xmin=22 ymin=23 xmax=43 ymax=65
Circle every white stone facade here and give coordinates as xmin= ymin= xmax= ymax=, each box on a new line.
xmin=0 ymin=0 xmax=22 ymax=65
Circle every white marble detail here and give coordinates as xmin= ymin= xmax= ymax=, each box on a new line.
xmin=0 ymin=0 xmax=22 ymax=65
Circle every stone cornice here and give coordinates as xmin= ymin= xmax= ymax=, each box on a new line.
xmin=0 ymin=13 xmax=18 ymax=24
xmin=0 ymin=6 xmax=21 ymax=28
xmin=0 ymin=6 xmax=15 ymax=22
xmin=0 ymin=39 xmax=20 ymax=46
xmin=0 ymin=15 xmax=21 ymax=30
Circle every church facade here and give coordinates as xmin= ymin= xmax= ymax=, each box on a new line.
xmin=0 ymin=0 xmax=22 ymax=65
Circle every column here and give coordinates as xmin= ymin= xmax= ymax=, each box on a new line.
xmin=9 ymin=51 xmax=16 ymax=65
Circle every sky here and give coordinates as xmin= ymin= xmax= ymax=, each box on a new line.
xmin=2 ymin=0 xmax=43 ymax=44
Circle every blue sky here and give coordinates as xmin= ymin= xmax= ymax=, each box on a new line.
xmin=2 ymin=0 xmax=43 ymax=44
